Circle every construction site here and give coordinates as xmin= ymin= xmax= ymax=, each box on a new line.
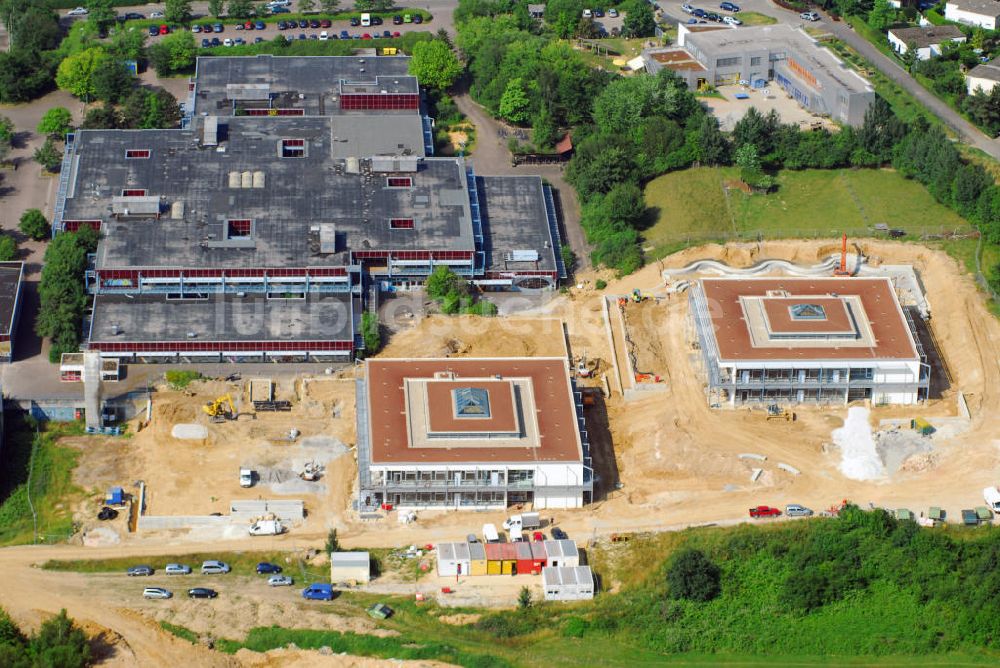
xmin=5 ymin=237 xmax=1000 ymax=663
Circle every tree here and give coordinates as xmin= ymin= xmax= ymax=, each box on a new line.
xmin=93 ymin=61 xmax=135 ymax=104
xmin=736 ymin=142 xmax=772 ymax=190
xmin=121 ymin=88 xmax=181 ymax=129
xmin=971 ymin=27 xmax=986 ymax=52
xmin=298 ymin=0 xmax=316 ymax=12
xmin=30 ymin=609 xmax=91 ymax=668
xmin=165 ymin=0 xmax=192 ymax=22
xmin=148 ymin=31 xmax=197 ymax=76
xmin=622 ymin=0 xmax=656 ymax=38
xmin=426 ymin=265 xmax=469 ymax=302
xmin=0 ymin=236 xmax=17 ymax=262
xmin=354 ymin=0 xmax=375 ymax=10
xmin=325 ymin=528 xmax=340 ymax=553
xmin=499 ymin=77 xmax=531 ymax=123
xmin=857 ymin=96 xmax=906 ymax=164
xmin=361 ymin=311 xmax=381 ymax=354
xmin=667 ymin=549 xmax=721 ymax=602
xmin=208 ymin=0 xmax=224 ymax=16
xmin=320 ymin=0 xmax=341 ymax=12
xmin=409 ymin=39 xmax=463 ymax=91
xmin=87 ymin=0 xmax=117 ymax=29
xmin=19 ymin=209 xmax=50 ymax=241
xmin=37 ymin=107 xmax=73 ymax=139
xmin=227 ymin=0 xmax=254 ymax=19
xmin=0 ymin=115 xmax=13 ymax=145
xmin=867 ymin=0 xmax=896 ymax=31
xmin=532 ymin=106 xmax=560 ymax=149
xmin=56 ymin=47 xmax=107 ymax=100
xmin=33 ymin=139 xmax=62 ymax=172
xmin=36 ymin=227 xmax=99 ymax=361
xmin=372 ymin=0 xmax=392 ymax=10
xmin=517 ymin=586 xmax=532 ymax=609
xmin=82 ymin=104 xmax=121 ymax=129
xmin=576 ymin=17 xmax=600 ymax=38
xmin=6 ymin=4 xmax=61 ymax=52
xmin=107 ymin=26 xmax=148 ymax=62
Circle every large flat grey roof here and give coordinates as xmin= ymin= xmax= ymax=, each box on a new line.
xmin=90 ymin=292 xmax=354 ymax=343
xmin=0 ymin=262 xmax=22 ymax=336
xmin=192 ymin=55 xmax=417 ymax=116
xmin=62 ymin=119 xmax=472 ymax=270
xmin=686 ymin=24 xmax=872 ymax=94
xmin=478 ymin=177 xmax=558 ymax=273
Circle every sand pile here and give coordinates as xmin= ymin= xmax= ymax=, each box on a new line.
xmin=832 ymin=407 xmax=885 ymax=481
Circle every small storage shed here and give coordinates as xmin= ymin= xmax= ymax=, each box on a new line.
xmin=485 ymin=543 xmax=517 ymax=575
xmin=542 ymin=566 xmax=595 ymax=601
xmin=469 ymin=541 xmax=487 ymax=576
xmin=542 ymin=540 xmax=580 ymax=567
xmin=437 ymin=542 xmax=471 ymax=577
xmin=330 ymin=551 xmax=371 ymax=584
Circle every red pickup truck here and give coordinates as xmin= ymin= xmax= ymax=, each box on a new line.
xmin=749 ymin=505 xmax=782 ymax=518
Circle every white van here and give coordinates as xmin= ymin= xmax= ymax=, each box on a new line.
xmin=984 ymin=486 xmax=1000 ymax=512
xmin=482 ymin=523 xmax=500 ymax=543
xmin=361 ymin=12 xmax=371 ymax=26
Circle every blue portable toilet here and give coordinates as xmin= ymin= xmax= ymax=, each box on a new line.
xmin=107 ymin=486 xmax=124 ymax=505
xmin=124 ymin=60 xmax=138 ymax=75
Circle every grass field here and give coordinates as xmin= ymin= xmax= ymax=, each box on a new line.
xmin=642 ymin=167 xmax=972 ymax=257
xmin=737 ymin=12 xmax=778 ymax=26
xmin=0 ymin=417 xmax=86 ymax=546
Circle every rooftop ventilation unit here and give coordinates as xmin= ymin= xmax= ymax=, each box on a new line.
xmin=203 ymin=115 xmax=218 ymax=146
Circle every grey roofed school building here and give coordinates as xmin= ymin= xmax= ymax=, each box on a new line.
xmin=54 ymin=56 xmax=565 ymax=363
xmin=0 ymin=262 xmax=24 ymax=363
xmin=646 ymin=24 xmax=875 ymax=126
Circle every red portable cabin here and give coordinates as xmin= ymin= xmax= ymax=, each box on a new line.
xmin=529 ymin=541 xmax=548 ymax=571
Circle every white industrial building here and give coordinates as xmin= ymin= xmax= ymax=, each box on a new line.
xmin=542 ymin=566 xmax=595 ymax=601
xmin=357 ymin=358 xmax=593 ymax=512
xmin=689 ymin=277 xmax=930 ymax=407
xmin=944 ymin=0 xmax=1000 ymax=29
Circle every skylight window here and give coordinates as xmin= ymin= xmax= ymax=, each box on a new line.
xmin=125 ymin=149 xmax=150 ymax=159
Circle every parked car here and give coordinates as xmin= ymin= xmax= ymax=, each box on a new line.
xmin=785 ymin=504 xmax=814 ymax=517
xmin=706 ymin=12 xmax=722 ymax=22
xmin=382 ymin=29 xmax=391 ymax=38
xmin=551 ymin=527 xmax=568 ymax=540
xmin=159 ymin=25 xmax=169 ymax=35
xmin=299 ymin=33 xmax=307 ymax=40
xmin=309 ymin=33 xmax=318 ymax=39
xmin=67 ymin=6 xmax=88 ymax=15
xmin=213 ymin=23 xmax=224 ymax=32
xmin=253 ymin=36 xmax=262 ymax=43
xmin=268 ymin=575 xmax=294 ymax=586
xmin=340 ymin=29 xmax=350 ymax=39
xmin=150 ymin=11 xmax=164 ymax=18
xmin=532 ymin=531 xmax=545 ymax=542
xmin=309 ymin=18 xmax=320 ymax=28
xmin=97 ymin=506 xmax=118 ymax=521
xmin=277 ymin=20 xmax=287 ymax=29
xmin=192 ymin=24 xmax=202 ymax=32
xmin=165 ymin=563 xmax=192 ymax=575
xmin=467 ymin=533 xmax=479 ymax=543
xmin=270 ymin=6 xmax=290 ymax=13
xmin=124 ymin=12 xmax=144 ymax=20
xmin=243 ymin=20 xmax=253 ymax=29
xmin=319 ymin=31 xmax=329 ymax=40
xmin=367 ymin=603 xmax=392 ymax=619
xmin=681 ymin=3 xmax=694 ymax=12
xmin=202 ymin=24 xmax=213 ymax=32
xmin=201 ymin=560 xmax=231 ymax=574
xmin=392 ymin=31 xmax=400 ymax=37
xmin=298 ymin=19 xmax=308 ymax=28
xmin=800 ymin=11 xmax=820 ymax=20
xmin=223 ymin=38 xmax=233 ymax=46
xmin=593 ymin=8 xmax=604 ymax=17
xmin=320 ymin=19 xmax=332 ymax=27
xmin=362 ymin=33 xmax=371 ymax=39
xmin=148 ymin=25 xmax=160 ymax=36
xmin=350 ymin=17 xmax=360 ymax=26
xmin=211 ymin=37 xmax=221 ymax=46
xmin=720 ymin=1 xmax=740 ymax=11
xmin=608 ymin=8 xmax=618 ymax=16
xmin=749 ymin=505 xmax=782 ymax=518
xmin=582 ymin=9 xmax=593 ymax=18
xmin=302 ymin=583 xmax=334 ymax=600
xmin=412 ymin=14 xmax=422 ymax=23
xmin=392 ymin=15 xmax=403 ymax=24
xmin=255 ymin=20 xmax=265 ymax=29
xmin=372 ymin=16 xmax=383 ymax=25
xmin=723 ymin=15 xmax=742 ymax=25
xmin=143 ymin=587 xmax=172 ymax=599
xmin=202 ymin=38 xmax=210 ymax=47
xmin=236 ymin=22 xmax=245 ymax=30
xmin=256 ymin=562 xmax=282 ymax=574
xmin=403 ymin=13 xmax=412 ymax=22
xmin=127 ymin=565 xmax=153 ymax=576
xmin=188 ymin=587 xmax=218 ymax=599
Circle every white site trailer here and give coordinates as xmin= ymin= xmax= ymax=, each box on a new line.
xmin=437 ymin=542 xmax=472 ymax=577
xmin=542 ymin=566 xmax=595 ymax=601
xmin=542 ymin=539 xmax=580 ymax=567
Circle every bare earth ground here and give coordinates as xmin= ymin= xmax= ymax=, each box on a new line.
xmin=1 ymin=240 xmax=999 ymax=664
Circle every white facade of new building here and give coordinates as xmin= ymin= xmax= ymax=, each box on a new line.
xmin=945 ymin=0 xmax=1000 ymax=29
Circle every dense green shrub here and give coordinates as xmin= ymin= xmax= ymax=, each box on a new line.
xmin=666 ymin=548 xmax=721 ymax=602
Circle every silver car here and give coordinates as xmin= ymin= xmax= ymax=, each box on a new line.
xmin=785 ymin=504 xmax=814 ymax=517
xmin=201 ymin=560 xmax=231 ymax=574
xmin=268 ymin=575 xmax=294 ymax=587
xmin=165 ymin=563 xmax=191 ymax=575
xmin=143 ymin=587 xmax=172 ymax=599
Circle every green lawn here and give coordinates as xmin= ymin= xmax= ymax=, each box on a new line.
xmin=642 ymin=167 xmax=972 ymax=257
xmin=738 ymin=12 xmax=778 ymax=26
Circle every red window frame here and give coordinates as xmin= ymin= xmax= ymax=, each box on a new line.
xmin=125 ymin=149 xmax=150 ymax=159
xmin=228 ymin=219 xmax=252 ymax=237
xmin=389 ymin=218 xmax=415 ymax=230
xmin=280 ymin=138 xmax=305 ymax=158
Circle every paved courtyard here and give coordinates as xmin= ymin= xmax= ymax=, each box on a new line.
xmin=701 ymin=84 xmax=839 ymax=132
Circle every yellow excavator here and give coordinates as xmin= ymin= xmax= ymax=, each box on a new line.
xmin=203 ymin=394 xmax=236 ymax=422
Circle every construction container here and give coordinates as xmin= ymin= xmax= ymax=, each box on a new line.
xmin=895 ymin=508 xmax=914 ymax=521
xmin=437 ymin=542 xmax=471 ymax=577
xmin=485 ymin=543 xmax=517 ymax=575
xmin=330 ymin=551 xmax=370 ymax=584
xmin=529 ymin=541 xmax=547 ymax=568
xmin=975 ymin=506 xmax=993 ymax=522
xmin=468 ymin=541 xmax=487 ymax=576
xmin=911 ymin=418 xmax=935 ymax=436
xmin=542 ymin=566 xmax=595 ymax=601
xmin=542 ymin=539 xmax=580 ymax=568
xmin=515 ymin=542 xmax=534 ymax=575
xmin=486 ymin=559 xmax=501 ymax=575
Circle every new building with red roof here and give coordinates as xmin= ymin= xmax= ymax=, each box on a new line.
xmin=689 ymin=277 xmax=929 ymax=406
